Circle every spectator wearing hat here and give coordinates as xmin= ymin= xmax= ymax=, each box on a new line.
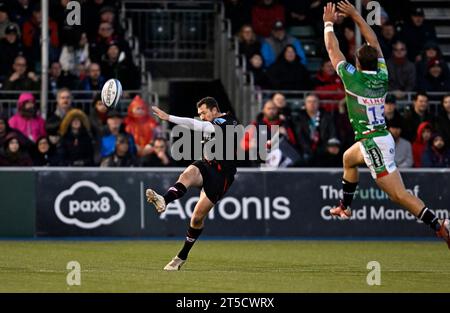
xmin=260 ymin=19 xmax=306 ymax=68
xmin=399 ymin=7 xmax=437 ymax=62
xmin=421 ymin=133 xmax=450 ymax=168
xmin=0 ymin=24 xmax=24 ymax=79
xmin=22 ymin=4 xmax=60 ymax=66
xmin=435 ymin=94 xmax=450 ymax=147
xmin=0 ymin=133 xmax=33 ymax=166
xmin=101 ymin=42 xmax=139 ymax=90
xmin=412 ymin=121 xmax=433 ymax=167
xmin=59 ymin=108 xmax=94 ymax=166
xmin=416 ymin=41 xmax=450 ymax=80
xmin=266 ymin=44 xmax=311 ymax=90
xmin=8 ymin=92 xmax=45 ymax=142
xmin=416 ymin=58 xmax=450 ymax=93
xmin=0 ymin=2 xmax=20 ymax=39
xmin=78 ymin=63 xmax=106 ymax=91
xmin=312 ymin=138 xmax=343 ymax=167
xmin=251 ymin=0 xmax=285 ymax=38
xmin=403 ymin=92 xmax=435 ymax=142
xmin=59 ymin=32 xmax=91 ymax=77
xmin=2 ymin=55 xmax=38 ymax=90
xmin=387 ymin=40 xmax=416 ymax=93
xmin=100 ymin=133 xmax=138 ymax=167
xmin=384 ymin=94 xmax=405 ymax=133
xmin=388 ymin=118 xmax=413 ymax=168
xmin=100 ymin=110 xmax=137 ymax=159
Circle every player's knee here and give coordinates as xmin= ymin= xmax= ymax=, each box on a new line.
xmin=343 ymin=151 xmax=352 ymax=168
xmin=388 ymin=189 xmax=407 ymax=204
xmin=191 ymin=213 xmax=205 ymax=228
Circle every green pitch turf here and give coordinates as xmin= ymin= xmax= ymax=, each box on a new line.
xmin=0 ymin=240 xmax=448 ymax=292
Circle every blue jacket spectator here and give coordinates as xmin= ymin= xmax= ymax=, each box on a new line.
xmin=100 ymin=110 xmax=137 ymax=158
xmin=261 ymin=20 xmax=306 ymax=68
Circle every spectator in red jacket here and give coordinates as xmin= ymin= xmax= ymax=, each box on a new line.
xmin=22 ymin=4 xmax=59 ymax=66
xmin=412 ymin=121 xmax=433 ymax=167
xmin=313 ymin=59 xmax=344 ymax=112
xmin=251 ymin=0 xmax=285 ymax=37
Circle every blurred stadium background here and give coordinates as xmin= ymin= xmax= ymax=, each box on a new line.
xmin=0 ymin=0 xmax=449 ymax=292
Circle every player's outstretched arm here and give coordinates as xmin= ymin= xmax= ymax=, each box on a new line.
xmin=152 ymin=106 xmax=215 ymax=134
xmin=323 ymin=2 xmax=346 ymax=70
xmin=337 ymin=0 xmax=383 ymax=58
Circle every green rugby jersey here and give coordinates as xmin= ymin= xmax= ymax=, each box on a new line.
xmin=337 ymin=58 xmax=390 ymax=141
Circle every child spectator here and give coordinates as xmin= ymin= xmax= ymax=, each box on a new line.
xmin=0 ymin=133 xmax=32 ymax=166
xmin=312 ymin=138 xmax=342 ymax=167
xmin=124 ymin=95 xmax=160 ymax=157
xmin=412 ymin=121 xmax=433 ymax=168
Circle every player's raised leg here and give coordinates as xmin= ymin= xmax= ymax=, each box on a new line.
xmin=376 ymin=170 xmax=450 ymax=248
xmin=164 ymin=190 xmax=214 ymax=270
xmin=146 ymin=165 xmax=203 ymax=213
xmin=330 ymin=142 xmax=365 ymax=219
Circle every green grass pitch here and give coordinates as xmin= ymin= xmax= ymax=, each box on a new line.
xmin=0 ymin=240 xmax=448 ymax=292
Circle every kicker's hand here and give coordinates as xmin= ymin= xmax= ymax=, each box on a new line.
xmin=337 ymin=0 xmax=359 ymax=18
xmin=152 ymin=106 xmax=170 ymax=121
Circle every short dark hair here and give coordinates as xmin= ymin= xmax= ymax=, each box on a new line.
xmin=356 ymin=44 xmax=378 ymax=71
xmin=197 ymin=97 xmax=220 ymax=111
xmin=413 ymin=91 xmax=428 ymax=101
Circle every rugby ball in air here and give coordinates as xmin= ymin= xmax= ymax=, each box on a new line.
xmin=101 ymin=79 xmax=123 ymax=108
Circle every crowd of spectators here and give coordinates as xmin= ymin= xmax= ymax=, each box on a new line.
xmin=0 ymin=0 xmax=166 ymax=168
xmin=0 ymin=0 xmax=449 ymax=169
xmin=227 ymin=0 xmax=450 ymax=96
xmin=0 ymin=0 xmax=140 ymax=92
xmin=0 ymin=89 xmax=177 ymax=167
xmin=243 ymin=91 xmax=450 ymax=168
xmin=225 ymin=0 xmax=450 ymax=168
